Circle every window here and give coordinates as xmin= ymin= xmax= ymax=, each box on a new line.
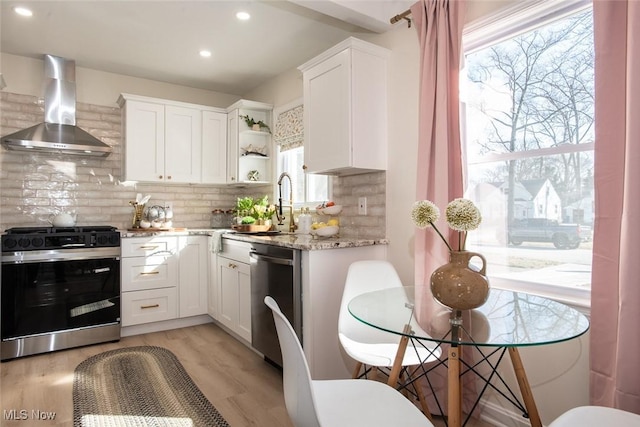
xmin=461 ymin=1 xmax=594 ymax=305
xmin=273 ymin=101 xmax=330 ymax=207
xmin=276 ymin=146 xmax=330 ymax=206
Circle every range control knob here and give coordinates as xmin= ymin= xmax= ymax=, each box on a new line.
xmin=18 ymin=238 xmax=31 ymax=249
xmin=3 ymin=238 xmax=17 ymax=250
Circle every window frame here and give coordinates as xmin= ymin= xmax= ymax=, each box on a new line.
xmin=273 ymin=99 xmax=331 ymax=209
xmin=461 ymin=0 xmax=593 ymax=311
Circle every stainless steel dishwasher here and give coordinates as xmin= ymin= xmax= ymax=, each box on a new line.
xmin=249 ymin=242 xmax=302 ymax=367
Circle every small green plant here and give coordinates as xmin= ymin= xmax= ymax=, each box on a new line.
xmin=240 ymin=114 xmax=271 ymax=133
xmin=236 ymin=195 xmax=276 ymax=220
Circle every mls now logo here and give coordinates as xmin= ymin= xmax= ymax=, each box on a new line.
xmin=3 ymin=409 xmax=56 ymax=421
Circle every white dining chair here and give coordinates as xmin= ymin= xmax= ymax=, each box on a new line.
xmin=265 ymin=296 xmax=434 ymax=427
xmin=338 ymin=260 xmax=441 ymax=379
xmin=548 ymin=406 xmax=640 ymax=426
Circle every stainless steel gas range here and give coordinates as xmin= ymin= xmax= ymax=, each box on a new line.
xmin=1 ymin=226 xmax=121 ymax=361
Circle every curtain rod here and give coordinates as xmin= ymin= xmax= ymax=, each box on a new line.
xmin=390 ymin=9 xmax=412 ymax=27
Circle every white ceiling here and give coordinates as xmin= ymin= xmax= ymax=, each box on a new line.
xmin=0 ymin=1 xmax=412 ymax=96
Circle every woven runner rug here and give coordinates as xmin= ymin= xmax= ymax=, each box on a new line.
xmin=73 ymin=346 xmax=230 ymax=427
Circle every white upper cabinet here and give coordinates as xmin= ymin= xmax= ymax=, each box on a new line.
xmin=165 ymin=105 xmax=202 ymax=183
xmin=202 ymin=110 xmax=228 ymax=184
xmin=120 ymin=100 xmax=166 ymax=182
xmin=226 ymin=100 xmax=273 ymax=185
xmin=118 ymin=94 xmax=227 ymax=184
xmin=298 ymin=37 xmax=390 ymax=175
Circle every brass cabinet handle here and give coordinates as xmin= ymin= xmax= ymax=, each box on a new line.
xmin=228 ymin=263 xmax=237 ymax=269
xmin=140 ymin=271 xmax=160 ymax=276
xmin=140 ymin=304 xmax=160 ymax=309
xmin=139 ymin=245 xmax=159 ymax=250
xmin=159 ymin=175 xmax=163 ymax=179
xmin=302 ymin=164 xmax=308 ymax=170
xmin=168 ymin=175 xmax=172 ymax=179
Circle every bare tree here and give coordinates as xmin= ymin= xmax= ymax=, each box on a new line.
xmin=467 ymin=9 xmax=594 ymax=223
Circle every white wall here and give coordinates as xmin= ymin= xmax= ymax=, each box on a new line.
xmin=0 ymin=53 xmax=240 ymax=108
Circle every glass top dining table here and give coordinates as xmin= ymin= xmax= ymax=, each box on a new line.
xmin=348 ymin=287 xmax=590 ymax=427
xmin=348 ymin=287 xmax=590 ymax=348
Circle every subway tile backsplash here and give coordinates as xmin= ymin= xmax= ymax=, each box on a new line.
xmin=0 ymin=92 xmax=385 ymax=236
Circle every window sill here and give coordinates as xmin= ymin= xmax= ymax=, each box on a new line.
xmin=490 ymin=276 xmax=591 ymax=316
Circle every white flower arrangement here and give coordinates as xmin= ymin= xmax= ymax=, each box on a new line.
xmin=411 ymin=198 xmax=482 ymax=251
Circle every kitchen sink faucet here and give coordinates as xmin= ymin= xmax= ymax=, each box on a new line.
xmin=276 ymin=172 xmax=297 ymax=233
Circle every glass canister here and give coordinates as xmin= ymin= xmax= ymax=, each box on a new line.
xmin=211 ymin=209 xmax=226 ymax=228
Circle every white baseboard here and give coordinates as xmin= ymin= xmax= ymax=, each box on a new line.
xmin=121 ymin=314 xmax=213 ymax=337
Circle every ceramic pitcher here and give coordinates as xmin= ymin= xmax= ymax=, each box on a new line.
xmin=430 ymin=250 xmax=490 ymax=311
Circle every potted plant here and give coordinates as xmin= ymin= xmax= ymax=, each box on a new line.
xmin=235 ymin=195 xmax=276 ymax=228
xmin=240 ymin=114 xmax=271 ymax=133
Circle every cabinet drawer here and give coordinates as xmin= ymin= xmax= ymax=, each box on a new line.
xmin=121 ymin=237 xmax=177 ymax=258
xmin=219 ymin=238 xmax=251 ymax=263
xmin=121 ymin=255 xmax=177 ymax=292
xmin=121 ymin=288 xmax=177 ymax=326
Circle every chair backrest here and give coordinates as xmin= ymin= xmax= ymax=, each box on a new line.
xmin=338 ymin=260 xmax=405 ymax=343
xmin=264 ymin=296 xmax=321 ymax=427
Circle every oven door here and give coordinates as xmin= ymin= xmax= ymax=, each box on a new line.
xmin=1 ymin=249 xmax=120 ymax=341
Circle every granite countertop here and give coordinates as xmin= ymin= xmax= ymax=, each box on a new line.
xmin=120 ymin=228 xmax=388 ymax=251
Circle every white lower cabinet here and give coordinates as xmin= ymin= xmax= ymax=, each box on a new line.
xmin=178 ymin=236 xmax=208 ymax=317
xmin=121 ymin=236 xmax=208 ymax=327
xmin=216 ymin=239 xmax=252 ymax=342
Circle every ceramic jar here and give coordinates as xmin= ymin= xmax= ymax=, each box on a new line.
xmin=430 ymin=250 xmax=490 ymax=311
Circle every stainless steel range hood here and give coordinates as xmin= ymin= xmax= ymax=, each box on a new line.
xmin=1 ymin=55 xmax=112 ymax=157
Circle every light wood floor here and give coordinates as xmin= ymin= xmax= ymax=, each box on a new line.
xmin=0 ymin=322 xmax=494 ymax=426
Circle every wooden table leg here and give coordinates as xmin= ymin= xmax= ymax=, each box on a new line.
xmin=448 ymin=346 xmax=461 ymax=427
xmin=387 ymin=329 xmax=410 ymax=387
xmin=508 ymin=348 xmax=542 ymax=427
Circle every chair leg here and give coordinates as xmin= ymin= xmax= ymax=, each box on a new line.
xmin=414 ymin=378 xmax=433 ymax=421
xmin=351 ymin=362 xmax=363 ymax=379
xmin=399 ymin=371 xmax=409 ymax=397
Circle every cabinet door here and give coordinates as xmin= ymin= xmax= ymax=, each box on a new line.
xmin=217 ymin=257 xmax=251 ymax=342
xmin=303 ymin=49 xmax=351 ymax=173
xmin=202 ymin=111 xmax=228 ymax=184
xmin=165 ymin=105 xmax=202 ymax=183
xmin=124 ymin=100 xmax=165 ymax=182
xmin=178 ymin=236 xmax=208 ymax=318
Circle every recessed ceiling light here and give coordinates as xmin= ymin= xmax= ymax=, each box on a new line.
xmin=199 ymin=50 xmax=212 ymax=58
xmin=236 ymin=11 xmax=250 ymax=21
xmin=14 ymin=6 xmax=33 ymax=17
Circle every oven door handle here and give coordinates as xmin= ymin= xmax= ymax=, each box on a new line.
xmin=249 ymin=251 xmax=293 ymax=266
xmin=1 ymin=247 xmax=120 ymax=264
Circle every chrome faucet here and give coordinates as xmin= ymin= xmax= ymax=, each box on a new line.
xmin=276 ymin=172 xmax=297 ymax=233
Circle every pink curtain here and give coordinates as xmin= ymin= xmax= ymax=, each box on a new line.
xmin=411 ymin=0 xmax=467 ymax=414
xmin=591 ymin=1 xmax=640 ymax=413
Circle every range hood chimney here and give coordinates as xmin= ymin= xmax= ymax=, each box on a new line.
xmin=1 ymin=55 xmax=112 ymax=157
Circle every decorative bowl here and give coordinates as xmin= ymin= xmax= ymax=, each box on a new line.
xmin=314 ymin=225 xmax=339 ymax=237
xmin=318 ymin=205 xmax=343 ymax=215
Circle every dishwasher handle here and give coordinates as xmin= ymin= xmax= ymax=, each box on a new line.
xmin=249 ymin=250 xmax=294 ymax=266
